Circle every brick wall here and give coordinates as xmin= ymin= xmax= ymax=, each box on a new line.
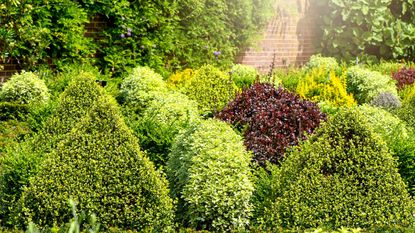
xmin=237 ymin=0 xmax=319 ymax=73
xmin=0 ymin=14 xmax=108 ymax=84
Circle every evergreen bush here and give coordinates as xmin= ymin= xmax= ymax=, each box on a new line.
xmin=129 ymin=91 xmax=200 ymax=167
xmin=0 ymin=72 xmax=50 ymax=105
xmin=183 ymin=65 xmax=238 ymax=115
xmin=305 ymin=54 xmax=340 ymax=72
xmin=230 ymin=64 xmax=258 ymax=89
xmin=14 ymin=95 xmax=175 ymax=231
xmin=265 ymin=108 xmax=415 ymax=230
xmin=369 ymin=92 xmax=401 ymax=110
xmin=167 ymin=119 xmax=253 ymax=232
xmin=346 ymin=66 xmax=398 ymax=104
xmin=120 ymin=66 xmax=168 ymax=109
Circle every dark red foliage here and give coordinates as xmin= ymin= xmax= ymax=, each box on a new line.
xmin=393 ymin=67 xmax=415 ymax=90
xmin=215 ymin=83 xmax=326 ymax=165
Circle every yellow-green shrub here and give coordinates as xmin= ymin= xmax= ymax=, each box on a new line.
xmin=166 ymin=68 xmax=194 ymax=91
xmin=14 ymin=95 xmax=175 ymax=231
xmin=183 ymin=65 xmax=238 ymax=114
xmin=296 ymin=68 xmax=356 ymax=108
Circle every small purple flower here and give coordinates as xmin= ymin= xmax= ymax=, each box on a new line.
xmin=127 ymin=32 xmax=132 ymax=37
xmin=213 ymin=51 xmax=221 ymax=56
xmin=120 ymin=33 xmax=125 ymax=38
xmin=127 ymin=28 xmax=132 ymax=33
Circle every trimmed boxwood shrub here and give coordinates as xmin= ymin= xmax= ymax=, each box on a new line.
xmin=167 ymin=119 xmax=253 ymax=232
xmin=264 ymin=108 xmax=415 ymax=230
xmin=0 ymin=73 xmax=105 ymax=226
xmin=14 ymin=95 xmax=175 ymax=231
xmin=305 ymin=54 xmax=340 ymax=72
xmin=120 ymin=66 xmax=168 ymax=108
xmin=397 ymin=85 xmax=415 ymax=129
xmin=0 ymin=102 xmax=29 ymax=121
xmin=346 ymin=66 xmax=398 ymax=104
xmin=166 ymin=69 xmax=194 ymax=91
xmin=216 ymin=83 xmax=326 ymax=165
xmin=359 ymin=105 xmax=415 ymax=195
xmin=183 ymin=65 xmax=238 ymax=115
xmin=230 ymin=64 xmax=258 ymax=89
xmin=128 ymin=91 xmax=200 ymax=167
xmin=0 ymin=72 xmax=50 ymax=105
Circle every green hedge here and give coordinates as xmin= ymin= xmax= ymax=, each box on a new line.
xmin=13 ymin=95 xmax=175 ymax=231
xmin=264 ymin=108 xmax=414 ymax=230
xmin=167 ymin=119 xmax=253 ymax=231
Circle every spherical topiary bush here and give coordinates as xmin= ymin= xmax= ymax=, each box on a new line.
xmin=216 ymin=83 xmax=326 ymax=165
xmin=130 ymin=91 xmax=200 ymax=167
xmin=120 ymin=66 xmax=168 ymax=108
xmin=305 ymin=54 xmax=340 ymax=72
xmin=230 ymin=64 xmax=258 ymax=89
xmin=184 ymin=65 xmax=238 ymax=114
xmin=369 ymin=92 xmax=401 ymax=110
xmin=167 ymin=119 xmax=253 ymax=232
xmin=346 ymin=66 xmax=398 ymax=104
xmin=265 ymin=108 xmax=414 ymax=230
xmin=14 ymin=95 xmax=175 ymax=231
xmin=0 ymin=71 xmax=50 ymax=105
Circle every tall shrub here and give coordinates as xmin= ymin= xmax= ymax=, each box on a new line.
xmin=216 ymin=83 xmax=326 ymax=165
xmin=265 ymin=108 xmax=415 ymax=230
xmin=14 ymin=95 xmax=174 ymax=231
xmin=167 ymin=119 xmax=253 ymax=232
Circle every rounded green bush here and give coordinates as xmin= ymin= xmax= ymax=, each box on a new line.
xmin=265 ymin=108 xmax=414 ymax=230
xmin=346 ymin=66 xmax=398 ymax=104
xmin=184 ymin=65 xmax=238 ymax=114
xmin=131 ymin=91 xmax=200 ymax=167
xmin=230 ymin=64 xmax=258 ymax=89
xmin=305 ymin=54 xmax=340 ymax=72
xmin=14 ymin=95 xmax=175 ymax=231
xmin=120 ymin=66 xmax=168 ymax=108
xmin=167 ymin=119 xmax=253 ymax=231
xmin=0 ymin=71 xmax=50 ymax=105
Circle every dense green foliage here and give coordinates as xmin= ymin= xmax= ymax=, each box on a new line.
xmin=120 ymin=66 xmax=168 ymax=109
xmin=346 ymin=66 xmax=398 ymax=104
xmin=396 ymin=85 xmax=415 ymax=129
xmin=0 ymin=72 xmax=50 ymax=105
xmin=0 ymin=0 xmax=273 ymax=75
xmin=319 ymin=0 xmax=415 ymax=61
xmin=264 ymin=108 xmax=415 ymax=230
xmin=305 ymin=54 xmax=340 ymax=72
xmin=369 ymin=92 xmax=401 ymax=110
xmin=230 ymin=64 xmax=258 ymax=89
xmin=129 ymin=91 xmax=200 ymax=167
xmin=182 ymin=65 xmax=238 ymax=115
xmin=167 ymin=119 xmax=253 ymax=231
xmin=14 ymin=95 xmax=175 ymax=231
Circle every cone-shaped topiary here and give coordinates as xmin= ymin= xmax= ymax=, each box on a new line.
xmin=0 ymin=72 xmax=104 ymax=226
xmin=265 ymin=108 xmax=415 ymax=230
xmin=14 ymin=95 xmax=175 ymax=231
xmin=167 ymin=119 xmax=253 ymax=232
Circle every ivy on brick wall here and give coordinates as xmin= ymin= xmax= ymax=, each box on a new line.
xmin=0 ymin=0 xmax=273 ymax=76
xmin=318 ymin=0 xmax=415 ymax=62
